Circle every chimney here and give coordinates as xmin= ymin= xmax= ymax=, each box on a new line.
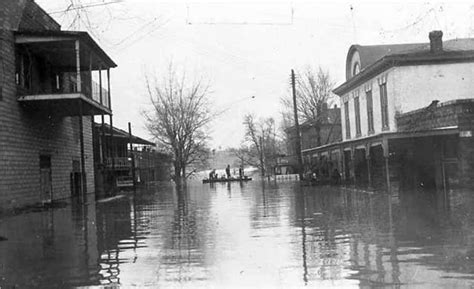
xmin=429 ymin=30 xmax=443 ymax=53
xmin=321 ymin=102 xmax=329 ymax=122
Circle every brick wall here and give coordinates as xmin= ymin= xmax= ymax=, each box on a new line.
xmin=396 ymin=99 xmax=474 ymax=132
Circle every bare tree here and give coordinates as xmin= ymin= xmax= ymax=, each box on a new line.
xmin=145 ymin=65 xmax=212 ymax=183
xmin=238 ymin=114 xmax=283 ymax=176
xmin=281 ymin=66 xmax=337 ymax=147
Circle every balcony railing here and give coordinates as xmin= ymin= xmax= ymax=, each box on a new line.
xmin=18 ymin=71 xmax=110 ymax=110
xmin=105 ymin=157 xmax=131 ymax=169
xmin=61 ymin=72 xmax=110 ymax=109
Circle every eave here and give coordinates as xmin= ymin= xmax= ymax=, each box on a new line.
xmin=333 ymin=50 xmax=474 ymax=96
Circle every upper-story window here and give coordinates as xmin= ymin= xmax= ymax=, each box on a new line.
xmin=379 ymin=82 xmax=389 ymax=130
xmin=344 ymin=101 xmax=351 ymax=139
xmin=15 ymin=51 xmax=31 ymax=90
xmin=354 ymin=95 xmax=361 ymax=137
xmin=352 ymin=62 xmax=360 ymax=76
xmin=366 ymin=90 xmax=374 ymax=133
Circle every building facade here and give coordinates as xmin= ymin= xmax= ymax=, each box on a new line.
xmin=285 ymin=105 xmax=342 ymax=178
xmin=93 ymin=123 xmax=172 ymax=196
xmin=0 ymin=0 xmax=116 ymax=210
xmin=305 ymin=31 xmax=474 ymax=194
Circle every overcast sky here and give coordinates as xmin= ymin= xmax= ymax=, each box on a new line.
xmin=36 ymin=0 xmax=474 ymax=149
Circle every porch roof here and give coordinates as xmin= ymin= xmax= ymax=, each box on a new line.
xmin=18 ymin=93 xmax=112 ymax=116
xmin=301 ymin=126 xmax=459 ymax=154
xmin=94 ymin=123 xmax=156 ymax=146
xmin=15 ymin=30 xmax=117 ymax=70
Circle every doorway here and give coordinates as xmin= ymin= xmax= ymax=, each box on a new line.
xmin=71 ymin=160 xmax=82 ymax=198
xmin=39 ymin=155 xmax=52 ymax=203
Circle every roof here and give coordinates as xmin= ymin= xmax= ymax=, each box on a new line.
xmin=0 ymin=0 xmax=60 ymax=31
xmin=335 ymin=37 xmax=474 ymax=95
xmin=15 ymin=30 xmax=117 ymax=69
xmin=94 ymin=123 xmax=155 ymax=146
xmin=285 ymin=107 xmax=341 ymax=132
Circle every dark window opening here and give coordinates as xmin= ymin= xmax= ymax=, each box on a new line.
xmin=354 ymin=96 xmax=361 ymax=136
xmin=344 ymin=101 xmax=351 ymax=139
xmin=366 ymin=90 xmax=374 ymax=133
xmin=379 ymin=83 xmax=389 ymax=129
xmin=15 ymin=50 xmax=31 ymax=90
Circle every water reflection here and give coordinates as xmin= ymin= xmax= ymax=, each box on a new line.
xmin=1 ymin=182 xmax=474 ymax=287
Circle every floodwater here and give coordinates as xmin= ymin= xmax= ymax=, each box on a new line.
xmin=1 ymin=180 xmax=474 ymax=288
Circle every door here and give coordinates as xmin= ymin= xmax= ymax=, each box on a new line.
xmin=39 ymin=155 xmax=52 ymax=203
xmin=71 ymin=160 xmax=82 ymax=198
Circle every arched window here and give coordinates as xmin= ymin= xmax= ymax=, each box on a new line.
xmin=352 ymin=62 xmax=360 ymax=76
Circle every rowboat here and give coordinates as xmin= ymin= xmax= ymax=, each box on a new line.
xmin=202 ymin=176 xmax=252 ymax=184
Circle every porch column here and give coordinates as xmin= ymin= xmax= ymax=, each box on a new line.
xmin=107 ymin=68 xmax=115 ymax=191
xmin=107 ymin=68 xmax=111 ymax=110
xmin=109 ymin=115 xmax=115 ymax=186
xmin=79 ymin=100 xmax=86 ymax=202
xmin=317 ymin=152 xmax=322 ymax=178
xmin=351 ymin=146 xmax=356 ymax=185
xmin=340 ymin=146 xmax=346 ymax=182
xmin=75 ymin=40 xmax=81 ymax=93
xmin=366 ymin=143 xmax=372 ymax=188
xmin=99 ymin=67 xmax=105 ymax=163
xmin=383 ymin=138 xmax=391 ymax=194
xmin=129 ymin=122 xmax=137 ymax=191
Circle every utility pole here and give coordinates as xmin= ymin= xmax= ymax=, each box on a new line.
xmin=128 ymin=122 xmax=137 ymax=193
xmin=259 ymin=135 xmax=265 ymax=177
xmin=292 ymin=69 xmax=304 ymax=180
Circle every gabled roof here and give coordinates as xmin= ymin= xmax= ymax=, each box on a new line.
xmin=94 ymin=123 xmax=155 ymax=146
xmin=335 ymin=37 xmax=474 ymax=95
xmin=0 ymin=0 xmax=60 ymax=31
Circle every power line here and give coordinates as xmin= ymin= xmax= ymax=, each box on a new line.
xmin=49 ymin=0 xmax=124 ymax=14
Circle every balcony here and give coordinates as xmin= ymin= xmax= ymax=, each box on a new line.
xmin=15 ymin=30 xmax=116 ymax=116
xmin=105 ymin=157 xmax=132 ymax=170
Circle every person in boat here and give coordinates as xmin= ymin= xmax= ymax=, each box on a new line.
xmin=225 ymin=164 xmax=231 ymax=179
xmin=209 ymin=169 xmax=216 ymax=180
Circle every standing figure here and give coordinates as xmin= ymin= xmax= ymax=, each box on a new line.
xmin=239 ymin=165 xmax=243 ymax=179
xmin=225 ymin=164 xmax=231 ymax=178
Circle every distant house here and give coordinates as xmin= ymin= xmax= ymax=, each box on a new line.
xmin=285 ymin=104 xmax=342 ymax=175
xmin=93 ymin=123 xmax=172 ymax=196
xmin=0 ymin=0 xmax=116 ymax=210
xmin=309 ymin=30 xmax=474 ymax=193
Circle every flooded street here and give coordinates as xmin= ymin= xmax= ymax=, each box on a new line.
xmin=2 ymin=180 xmax=474 ymax=288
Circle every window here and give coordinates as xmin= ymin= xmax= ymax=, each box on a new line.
xmin=353 ymin=62 xmax=360 ymax=76
xmin=354 ymin=96 xmax=361 ymax=136
xmin=15 ymin=51 xmax=31 ymax=89
xmin=379 ymin=83 xmax=389 ymax=129
xmin=344 ymin=101 xmax=351 ymax=139
xmin=366 ymin=90 xmax=374 ymax=133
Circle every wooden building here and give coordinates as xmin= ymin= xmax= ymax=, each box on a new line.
xmin=93 ymin=123 xmax=172 ymax=196
xmin=285 ymin=104 xmax=342 ymax=178
xmin=0 ymin=0 xmax=116 ymax=210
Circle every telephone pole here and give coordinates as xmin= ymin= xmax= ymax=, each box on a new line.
xmin=292 ymin=69 xmax=304 ymax=180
